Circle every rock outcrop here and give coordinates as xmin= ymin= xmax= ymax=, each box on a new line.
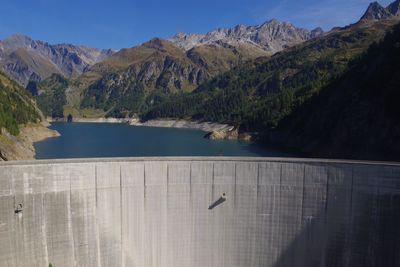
xmin=204 ymin=127 xmax=253 ymax=141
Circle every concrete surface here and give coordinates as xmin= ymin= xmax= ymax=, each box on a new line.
xmin=0 ymin=157 xmax=399 ymax=267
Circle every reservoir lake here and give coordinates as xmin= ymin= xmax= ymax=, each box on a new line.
xmin=34 ymin=122 xmax=291 ymax=159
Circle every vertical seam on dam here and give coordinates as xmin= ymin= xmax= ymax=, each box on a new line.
xmin=42 ymin=186 xmax=49 ymax=266
xmin=324 ymin=165 xmax=330 ymax=224
xmin=255 ymin=162 xmax=260 ymax=265
xmin=189 ymin=162 xmax=192 ymax=203
xmin=301 ymin=165 xmax=306 ymax=222
xmin=234 ymin=163 xmax=237 ymax=208
xmin=69 ymin=168 xmax=76 ymax=265
xmin=144 ymin=163 xmax=146 ymax=200
xmin=120 ymin=166 xmax=123 ymax=267
xmin=256 ymin=163 xmax=260 ymax=204
xmin=212 ymin=163 xmax=215 ymax=199
xmin=279 ymin=163 xmax=282 ymax=229
xmin=350 ymin=168 xmax=354 ymax=221
xmin=94 ymin=163 xmax=101 ymax=267
xmin=95 ymin=164 xmax=98 ymax=208
xmin=167 ymin=164 xmax=169 ymax=208
xmin=348 ymin=166 xmax=355 ymax=260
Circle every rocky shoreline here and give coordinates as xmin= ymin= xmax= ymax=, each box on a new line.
xmin=131 ymin=119 xmax=233 ymax=132
xmin=48 ymin=117 xmax=139 ymax=124
xmin=204 ymin=128 xmax=254 ymax=141
xmin=0 ymin=123 xmax=60 ymax=161
xmin=131 ymin=120 xmax=255 ymax=141
xmin=49 ymin=117 xmax=234 ymax=133
xmin=48 ymin=117 xmax=255 ymax=141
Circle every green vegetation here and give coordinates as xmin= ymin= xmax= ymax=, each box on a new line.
xmin=143 ymin=21 xmax=395 ymax=132
xmin=80 ymin=76 xmax=147 ymax=118
xmin=79 ymin=38 xmax=269 ymax=117
xmin=29 ymin=19 xmax=400 ymax=160
xmin=275 ymin=22 xmax=400 ymax=160
xmin=0 ymin=72 xmax=40 ymax=135
xmin=33 ymin=74 xmax=68 ymax=118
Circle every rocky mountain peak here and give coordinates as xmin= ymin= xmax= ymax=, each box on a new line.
xmin=0 ymin=34 xmax=33 ymax=52
xmin=357 ymin=0 xmax=400 ymax=24
xmin=360 ymin=1 xmax=394 ymax=21
xmin=142 ymin=38 xmax=183 ymax=54
xmin=146 ymin=38 xmax=165 ymax=48
xmin=6 ymin=34 xmax=32 ymax=42
xmin=259 ymin=18 xmax=280 ymax=26
xmin=311 ymin=27 xmax=324 ymax=38
xmin=174 ymin=32 xmax=187 ymax=39
xmin=387 ymin=0 xmax=400 ymax=15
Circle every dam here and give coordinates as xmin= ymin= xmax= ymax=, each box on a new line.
xmin=0 ymin=157 xmax=399 ymax=267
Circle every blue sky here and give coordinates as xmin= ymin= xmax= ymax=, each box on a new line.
xmin=0 ymin=0 xmax=394 ymax=49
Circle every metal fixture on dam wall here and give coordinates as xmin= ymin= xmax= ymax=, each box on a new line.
xmin=0 ymin=157 xmax=399 ymax=267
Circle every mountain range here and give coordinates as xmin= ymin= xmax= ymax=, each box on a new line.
xmin=0 ymin=35 xmax=113 ymax=86
xmin=169 ymin=19 xmax=323 ymax=52
xmin=0 ymin=17 xmax=325 ymax=90
xmin=1 ymin=0 xmax=400 ymax=161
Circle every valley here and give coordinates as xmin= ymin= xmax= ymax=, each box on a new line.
xmin=0 ymin=0 xmax=399 ymax=161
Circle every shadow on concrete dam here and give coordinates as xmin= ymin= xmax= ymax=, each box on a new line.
xmin=0 ymin=157 xmax=399 ymax=267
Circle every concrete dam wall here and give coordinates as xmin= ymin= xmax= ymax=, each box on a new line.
xmin=0 ymin=157 xmax=399 ymax=267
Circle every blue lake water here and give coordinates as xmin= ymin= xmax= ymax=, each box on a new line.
xmin=34 ymin=122 xmax=291 ymax=159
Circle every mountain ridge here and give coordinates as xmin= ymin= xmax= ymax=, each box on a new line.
xmin=78 ymin=37 xmax=270 ymax=117
xmin=169 ymin=19 xmax=324 ymax=53
xmin=0 ymin=34 xmax=114 ymax=86
xmin=360 ymin=0 xmax=400 ymax=21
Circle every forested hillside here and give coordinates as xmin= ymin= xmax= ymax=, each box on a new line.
xmin=143 ymin=20 xmax=396 ymax=131
xmin=274 ymin=22 xmax=400 ymax=161
xmin=0 ymin=71 xmax=40 ymax=135
xmin=27 ymin=74 xmax=69 ymax=118
xmin=79 ymin=38 xmax=270 ymax=118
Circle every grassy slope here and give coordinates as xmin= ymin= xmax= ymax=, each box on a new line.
xmin=11 ymin=48 xmax=60 ymax=78
xmin=89 ymin=38 xmax=191 ymax=73
xmin=187 ymin=41 xmax=270 ymax=75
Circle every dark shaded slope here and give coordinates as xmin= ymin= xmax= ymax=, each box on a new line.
xmin=30 ymin=74 xmax=69 ymax=118
xmin=275 ymin=23 xmax=400 ymax=161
